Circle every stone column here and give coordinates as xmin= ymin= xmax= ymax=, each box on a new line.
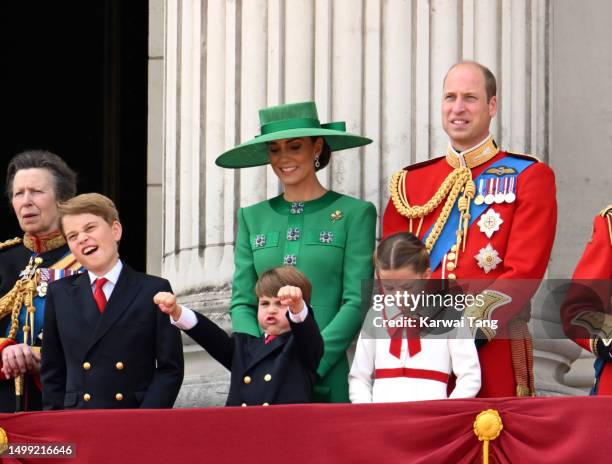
xmin=146 ymin=0 xmax=165 ymax=277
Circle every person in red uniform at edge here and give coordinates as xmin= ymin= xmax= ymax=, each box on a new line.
xmin=383 ymin=61 xmax=557 ymax=397
xmin=562 ymin=206 xmax=612 ymax=395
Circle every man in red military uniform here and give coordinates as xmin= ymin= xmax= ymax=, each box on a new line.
xmin=383 ymin=61 xmax=557 ymax=397
xmin=562 ymin=206 xmax=612 ymax=395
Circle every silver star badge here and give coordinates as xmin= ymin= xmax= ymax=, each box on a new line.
xmin=477 ymin=208 xmax=504 ymax=238
xmin=475 ymin=243 xmax=502 ymax=273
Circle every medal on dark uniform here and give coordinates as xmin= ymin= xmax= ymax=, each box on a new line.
xmin=37 ymin=281 xmax=48 ymax=297
xmin=474 ymin=179 xmax=485 ymax=205
xmin=484 ymin=178 xmax=495 ymax=205
xmin=494 ymin=178 xmax=505 ymax=204
xmin=505 ymin=176 xmax=516 ymax=203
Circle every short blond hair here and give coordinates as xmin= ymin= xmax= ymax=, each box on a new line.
xmin=58 ymin=193 xmax=120 ymax=235
xmin=255 ymin=266 xmax=312 ymax=305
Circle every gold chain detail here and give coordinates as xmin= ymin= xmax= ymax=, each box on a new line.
xmin=390 ymin=168 xmax=465 ymax=219
xmin=0 ymin=237 xmax=21 ymax=251
xmin=7 ymin=286 xmax=24 ymax=340
xmin=0 ymin=257 xmax=42 ymax=343
xmin=390 ymin=167 xmax=473 ymax=253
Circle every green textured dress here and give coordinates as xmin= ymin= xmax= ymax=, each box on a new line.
xmin=230 ymin=190 xmax=376 ymax=402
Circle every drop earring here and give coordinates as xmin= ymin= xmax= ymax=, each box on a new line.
xmin=314 ymin=155 xmax=321 ymax=169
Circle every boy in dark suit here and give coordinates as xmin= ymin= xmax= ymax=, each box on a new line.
xmin=155 ymin=266 xmax=323 ymax=406
xmin=41 ymin=193 xmax=184 ymax=409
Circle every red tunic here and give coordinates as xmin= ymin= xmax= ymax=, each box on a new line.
xmin=383 ymin=150 xmax=557 ymax=397
xmin=562 ymin=212 xmax=612 ymax=394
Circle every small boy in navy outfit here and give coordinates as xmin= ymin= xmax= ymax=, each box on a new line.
xmin=155 ymin=266 xmax=323 ymax=406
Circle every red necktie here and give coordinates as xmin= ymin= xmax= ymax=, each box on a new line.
xmin=265 ymin=334 xmax=277 ymax=344
xmin=377 ymin=276 xmax=421 ymax=359
xmin=93 ymin=278 xmax=108 ymax=313
xmin=389 ymin=326 xmax=421 ymax=359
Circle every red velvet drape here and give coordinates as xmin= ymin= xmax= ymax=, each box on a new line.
xmin=1 ymin=396 xmax=611 ymax=463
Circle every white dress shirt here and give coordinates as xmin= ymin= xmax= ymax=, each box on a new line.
xmin=88 ymin=259 xmax=123 ymax=301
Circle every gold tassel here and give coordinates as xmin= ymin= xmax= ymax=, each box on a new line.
xmin=459 ymin=179 xmax=476 ymax=252
xmin=415 ymin=217 xmax=424 ymax=238
xmin=0 ymin=256 xmax=43 ymax=343
xmin=510 ymin=319 xmax=535 ymax=397
xmin=474 ymin=409 xmax=503 ymax=464
xmin=23 ymin=278 xmax=37 ymax=346
xmin=454 ymin=234 xmax=462 ymax=268
xmin=14 ymin=374 xmax=24 ymax=411
xmin=0 ymin=426 xmax=8 ymax=454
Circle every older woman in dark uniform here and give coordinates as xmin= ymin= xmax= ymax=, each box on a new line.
xmin=217 ymin=101 xmax=376 ymax=402
xmin=0 ymin=150 xmax=79 ymax=412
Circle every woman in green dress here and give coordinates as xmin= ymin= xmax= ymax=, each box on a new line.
xmin=216 ymin=101 xmax=376 ymax=402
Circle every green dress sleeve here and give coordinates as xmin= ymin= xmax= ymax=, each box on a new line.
xmin=229 ymin=207 xmax=261 ymax=337
xmin=317 ymin=201 xmax=377 ymax=378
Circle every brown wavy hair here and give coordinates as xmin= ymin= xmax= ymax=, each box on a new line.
xmin=374 ymin=232 xmax=429 ymax=273
xmin=255 ymin=266 xmax=312 ymax=304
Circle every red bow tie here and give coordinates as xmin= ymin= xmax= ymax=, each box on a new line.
xmin=383 ymin=308 xmax=421 ymax=359
xmin=389 ymin=327 xmax=421 ymax=359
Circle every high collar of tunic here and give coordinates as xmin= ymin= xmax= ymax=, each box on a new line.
xmin=23 ymin=230 xmax=66 ymax=254
xmin=445 ymin=134 xmax=499 ymax=169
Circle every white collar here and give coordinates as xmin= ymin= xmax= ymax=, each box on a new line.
xmin=88 ymin=259 xmax=123 ymax=286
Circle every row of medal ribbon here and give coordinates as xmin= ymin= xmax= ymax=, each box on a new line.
xmin=474 ymin=176 xmax=516 ymax=205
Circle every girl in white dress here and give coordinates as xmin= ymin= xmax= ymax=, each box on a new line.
xmin=349 ymin=232 xmax=481 ymax=403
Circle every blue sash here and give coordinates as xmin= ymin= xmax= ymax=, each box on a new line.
xmin=424 ymin=155 xmax=535 ymax=271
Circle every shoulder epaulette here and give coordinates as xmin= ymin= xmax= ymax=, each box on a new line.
xmin=599 ymin=205 xmax=612 ymax=218
xmin=0 ymin=237 xmax=21 ymax=251
xmin=404 ymin=155 xmax=446 ymax=172
xmin=506 ymin=151 xmax=541 ymax=163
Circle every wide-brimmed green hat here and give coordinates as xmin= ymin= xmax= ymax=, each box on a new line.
xmin=215 ymin=101 xmax=372 ymax=168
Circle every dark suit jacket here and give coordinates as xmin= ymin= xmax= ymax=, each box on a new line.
xmin=186 ymin=307 xmax=323 ymax=406
xmin=41 ymin=263 xmax=184 ymax=409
